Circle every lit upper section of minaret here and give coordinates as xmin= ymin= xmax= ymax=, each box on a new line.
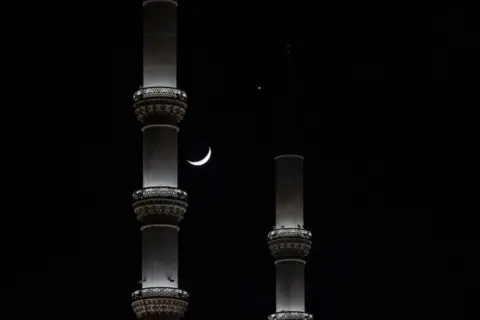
xmin=143 ymin=0 xmax=178 ymax=88
xmin=138 ymin=0 xmax=185 ymax=189
xmin=269 ymin=155 xmax=312 ymax=315
xmin=275 ymin=154 xmax=304 ymax=228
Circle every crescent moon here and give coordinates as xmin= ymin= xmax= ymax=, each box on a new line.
xmin=187 ymin=147 xmax=211 ymax=166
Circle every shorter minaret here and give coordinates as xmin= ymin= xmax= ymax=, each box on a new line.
xmin=267 ymin=26 xmax=313 ymax=320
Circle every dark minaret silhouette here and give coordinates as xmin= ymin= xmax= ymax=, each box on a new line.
xmin=267 ymin=17 xmax=313 ymax=320
xmin=131 ymin=1 xmax=189 ymax=319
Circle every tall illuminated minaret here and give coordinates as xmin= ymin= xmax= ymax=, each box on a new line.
xmin=131 ymin=0 xmax=189 ymax=319
xmin=267 ymin=31 xmax=313 ymax=320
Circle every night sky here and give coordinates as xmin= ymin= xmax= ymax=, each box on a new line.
xmin=6 ymin=2 xmax=478 ymax=320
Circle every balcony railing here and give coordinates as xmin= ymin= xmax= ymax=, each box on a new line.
xmin=268 ymin=228 xmax=312 ymax=241
xmin=268 ymin=312 xmax=313 ymax=320
xmin=133 ymin=87 xmax=187 ymax=103
xmin=132 ymin=287 xmax=189 ymax=301
xmin=133 ymin=187 xmax=188 ymax=202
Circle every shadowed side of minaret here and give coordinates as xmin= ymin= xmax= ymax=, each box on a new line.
xmin=131 ymin=1 xmax=189 ymax=320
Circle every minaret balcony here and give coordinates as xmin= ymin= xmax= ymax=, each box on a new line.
xmin=268 ymin=312 xmax=313 ymax=320
xmin=133 ymin=86 xmax=188 ymax=125
xmin=133 ymin=187 xmax=188 ymax=226
xmin=132 ymin=287 xmax=188 ymax=319
xmin=268 ymin=228 xmax=312 ymax=260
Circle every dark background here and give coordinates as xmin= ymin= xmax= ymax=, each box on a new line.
xmin=4 ymin=1 xmax=478 ymax=320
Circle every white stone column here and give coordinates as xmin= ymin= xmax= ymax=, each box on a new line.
xmin=131 ymin=1 xmax=189 ymax=319
xmin=275 ymin=155 xmax=304 ymax=228
xmin=142 ymin=125 xmax=178 ymax=188
xmin=268 ymin=155 xmax=312 ymax=320
xmin=143 ymin=0 xmax=177 ymax=88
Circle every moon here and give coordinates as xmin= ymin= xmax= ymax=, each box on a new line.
xmin=187 ymin=147 xmax=211 ymax=166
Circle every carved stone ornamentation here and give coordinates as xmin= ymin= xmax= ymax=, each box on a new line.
xmin=132 ymin=287 xmax=189 ymax=319
xmin=268 ymin=228 xmax=312 ymax=241
xmin=133 ymin=187 xmax=188 ymax=201
xmin=268 ymin=312 xmax=313 ymax=320
xmin=133 ymin=87 xmax=188 ymax=124
xmin=268 ymin=228 xmax=312 ymax=260
xmin=133 ymin=187 xmax=188 ymax=226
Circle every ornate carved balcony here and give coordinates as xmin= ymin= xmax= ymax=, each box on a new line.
xmin=132 ymin=287 xmax=188 ymax=319
xmin=133 ymin=87 xmax=188 ymax=125
xmin=268 ymin=312 xmax=313 ymax=320
xmin=133 ymin=187 xmax=188 ymax=226
xmin=268 ymin=228 xmax=312 ymax=260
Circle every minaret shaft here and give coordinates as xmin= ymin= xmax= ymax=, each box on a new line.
xmin=275 ymin=155 xmax=304 ymax=228
xmin=275 ymin=156 xmax=305 ymax=312
xmin=141 ymin=0 xmax=179 ymax=290
xmin=143 ymin=126 xmax=178 ymax=188
xmin=275 ymin=261 xmax=305 ymax=312
xmin=268 ymin=155 xmax=312 ymax=320
xmin=268 ymin=7 xmax=312 ymax=320
xmin=142 ymin=226 xmax=179 ymax=288
xmin=132 ymin=1 xmax=189 ymax=319
xmin=143 ymin=0 xmax=177 ymax=88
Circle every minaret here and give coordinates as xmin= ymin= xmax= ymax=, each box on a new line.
xmin=131 ymin=1 xmax=189 ymax=319
xmin=267 ymin=32 xmax=313 ymax=320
